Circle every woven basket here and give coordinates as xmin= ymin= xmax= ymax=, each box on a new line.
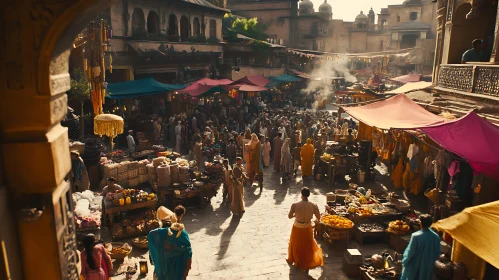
xmin=138 ymin=166 xmax=147 ymax=175
xmin=132 ymin=237 xmax=148 ymax=249
xmin=107 ymin=243 xmax=132 ymax=259
xmin=129 ymin=177 xmax=140 ymax=187
xmin=117 ymin=162 xmax=129 ymax=173
xmin=139 ymin=174 xmax=148 ymax=183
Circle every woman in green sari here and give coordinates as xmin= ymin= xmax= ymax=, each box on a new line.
xmin=148 ymin=208 xmax=192 ymax=280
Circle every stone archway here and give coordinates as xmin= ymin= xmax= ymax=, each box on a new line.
xmin=147 ymin=11 xmax=160 ymax=34
xmin=180 ymin=15 xmax=190 ymax=42
xmin=0 ymin=0 xmax=111 ymax=279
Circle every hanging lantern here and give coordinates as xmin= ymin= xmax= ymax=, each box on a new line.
xmin=139 ymin=260 xmax=148 ymax=275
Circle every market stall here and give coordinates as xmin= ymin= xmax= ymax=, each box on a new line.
xmin=73 ymin=190 xmax=103 ymax=241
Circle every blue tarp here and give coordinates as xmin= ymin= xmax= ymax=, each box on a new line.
xmin=107 ymin=77 xmax=185 ymax=99
xmin=266 ymin=74 xmax=300 ymax=88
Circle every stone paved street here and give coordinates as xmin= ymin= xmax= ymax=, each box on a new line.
xmin=109 ymin=164 xmax=411 ymax=280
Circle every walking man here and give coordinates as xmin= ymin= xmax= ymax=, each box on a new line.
xmin=273 ymin=132 xmax=283 ymax=172
xmin=286 ymin=187 xmax=323 ymax=273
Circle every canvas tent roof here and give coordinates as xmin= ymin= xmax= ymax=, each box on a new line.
xmin=341 ymin=94 xmax=449 ymax=129
xmin=194 ymin=78 xmax=233 ymax=86
xmin=384 ymin=81 xmax=432 ymax=94
xmin=176 ymin=83 xmax=225 ymax=97
xmin=232 ymin=76 xmax=270 ymax=87
xmin=107 ymin=77 xmax=185 ymax=99
xmin=423 ymin=112 xmax=499 ymax=180
xmin=432 ymin=200 xmax=499 ymax=269
xmin=266 ymin=74 xmax=300 ymax=88
xmin=387 ymin=73 xmax=421 ymax=84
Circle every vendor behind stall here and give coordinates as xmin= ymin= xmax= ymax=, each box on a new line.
xmin=101 ymin=177 xmax=123 ymax=196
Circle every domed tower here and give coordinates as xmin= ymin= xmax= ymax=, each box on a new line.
xmin=354 ymin=11 xmax=368 ymax=29
xmin=319 ymin=0 xmax=332 ymax=20
xmin=299 ymin=0 xmax=314 ymax=16
xmin=368 ymin=7 xmax=375 ymax=27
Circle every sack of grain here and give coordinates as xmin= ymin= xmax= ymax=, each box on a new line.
xmin=153 ymin=157 xmax=166 ymax=167
xmin=169 ymin=163 xmax=179 ymax=183
xmin=117 ymin=173 xmax=127 ymax=182
xmin=128 ymin=168 xmax=139 ymax=178
xmin=179 ymin=166 xmax=189 ymax=174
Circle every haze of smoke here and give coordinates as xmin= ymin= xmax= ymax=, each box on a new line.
xmin=302 ymin=56 xmax=357 ymax=110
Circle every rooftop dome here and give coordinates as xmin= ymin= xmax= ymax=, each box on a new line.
xmin=355 ymin=11 xmax=368 ymax=21
xmin=299 ymin=0 xmax=314 ymax=10
xmin=319 ymin=0 xmax=332 ymax=13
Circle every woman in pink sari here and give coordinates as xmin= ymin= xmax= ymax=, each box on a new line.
xmin=80 ymin=234 xmax=112 ymax=280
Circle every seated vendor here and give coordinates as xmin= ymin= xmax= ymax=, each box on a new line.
xmin=101 ymin=177 xmax=123 ymax=196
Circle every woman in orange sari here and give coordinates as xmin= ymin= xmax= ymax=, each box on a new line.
xmin=300 ymin=138 xmax=315 ymax=177
xmin=245 ymin=133 xmax=261 ymax=186
xmin=286 ymin=187 xmax=323 ymax=273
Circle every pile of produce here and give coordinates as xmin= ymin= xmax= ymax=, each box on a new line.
xmin=73 ymin=191 xmax=102 ymax=230
xmin=111 ymin=210 xmax=158 ymax=238
xmin=320 ymin=153 xmax=335 ymax=162
xmin=356 ymin=207 xmax=374 ymax=217
xmin=205 ymin=161 xmax=224 ymax=173
xmin=111 ymin=150 xmax=126 ymax=161
xmin=387 ymin=220 xmax=410 ymax=235
xmin=357 ymin=223 xmax=385 ymax=232
xmin=105 ymin=243 xmax=132 ymax=259
xmin=132 ymin=236 xmax=148 ymax=249
xmin=104 ymin=189 xmax=156 ymax=207
xmin=320 ymin=214 xmax=354 ymax=229
xmin=134 ymin=149 xmax=154 ymax=157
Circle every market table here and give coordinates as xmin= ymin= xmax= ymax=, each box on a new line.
xmin=105 ymin=199 xmax=158 ymax=225
xmin=387 ymin=232 xmax=411 ymax=253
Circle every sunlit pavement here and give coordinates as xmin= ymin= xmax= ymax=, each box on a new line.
xmin=109 ymin=163 xmax=416 ymax=280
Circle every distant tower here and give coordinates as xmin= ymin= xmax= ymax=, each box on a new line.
xmin=319 ymin=0 xmax=333 ymax=20
xmin=299 ymin=0 xmax=314 ymax=16
xmin=368 ymin=7 xmax=375 ymax=29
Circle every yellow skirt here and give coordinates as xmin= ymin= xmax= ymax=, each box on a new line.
xmin=287 ymin=225 xmax=324 ymax=270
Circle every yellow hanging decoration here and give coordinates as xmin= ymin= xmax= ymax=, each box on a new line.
xmin=94 ymin=114 xmax=124 ymax=150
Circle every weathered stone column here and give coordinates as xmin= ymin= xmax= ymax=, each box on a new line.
xmin=0 ymin=1 xmax=110 ymax=279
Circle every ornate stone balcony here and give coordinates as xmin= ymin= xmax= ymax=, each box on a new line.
xmin=436 ymin=64 xmax=499 ymax=99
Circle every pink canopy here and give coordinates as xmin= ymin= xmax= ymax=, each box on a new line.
xmin=176 ymin=83 xmax=217 ymax=97
xmin=232 ymin=76 xmax=270 ymax=87
xmin=238 ymin=84 xmax=268 ymax=92
xmin=388 ymin=73 xmax=421 ymax=84
xmin=423 ymin=112 xmax=499 ymax=179
xmin=342 ymin=94 xmax=449 ymax=129
xmin=194 ymin=78 xmax=233 ymax=86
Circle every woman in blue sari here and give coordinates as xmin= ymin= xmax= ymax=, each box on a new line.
xmin=148 ymin=208 xmax=192 ymax=280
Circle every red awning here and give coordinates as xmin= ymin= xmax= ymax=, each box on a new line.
xmin=194 ymin=78 xmax=233 ymax=86
xmin=341 ymin=94 xmax=451 ymax=129
xmin=387 ymin=73 xmax=421 ymax=84
xmin=232 ymin=76 xmax=270 ymax=87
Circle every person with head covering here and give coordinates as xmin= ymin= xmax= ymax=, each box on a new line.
xmin=126 ymin=130 xmax=136 ymax=153
xmin=80 ymin=234 xmax=113 ymax=280
xmin=231 ymin=157 xmax=247 ymax=216
xmin=281 ymin=138 xmax=293 ymax=179
xmin=175 ymin=121 xmax=182 ymax=154
xmin=300 ymin=139 xmax=315 ymax=177
xmin=273 ymin=132 xmax=284 ymax=172
xmin=286 ymin=187 xmax=323 ymax=273
xmin=70 ymin=151 xmax=90 ymax=192
xmin=148 ymin=206 xmax=192 ymax=280
xmin=242 ymin=128 xmax=252 ymax=167
xmin=245 ymin=133 xmax=261 ymax=186
xmin=263 ymin=137 xmax=271 ymax=168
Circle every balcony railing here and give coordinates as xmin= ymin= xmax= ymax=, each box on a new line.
xmin=437 ymin=64 xmax=499 ymax=98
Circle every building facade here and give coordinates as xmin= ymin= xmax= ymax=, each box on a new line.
xmin=102 ymin=0 xmax=228 ymax=83
xmin=227 ymin=0 xmax=437 ymax=75
xmin=428 ymin=0 xmax=499 ymax=122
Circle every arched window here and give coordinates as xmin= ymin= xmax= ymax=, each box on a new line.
xmin=193 ymin=17 xmax=201 ymax=37
xmin=180 ymin=16 xmax=190 ymax=41
xmin=147 ymin=11 xmax=160 ymax=34
xmin=209 ymin=19 xmax=217 ymax=38
xmin=132 ymin=8 xmax=145 ymax=35
xmin=168 ymin=14 xmax=178 ymax=37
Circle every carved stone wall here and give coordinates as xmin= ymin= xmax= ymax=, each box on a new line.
xmin=437 ymin=64 xmax=499 ymax=97
xmin=437 ymin=65 xmax=473 ymax=92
